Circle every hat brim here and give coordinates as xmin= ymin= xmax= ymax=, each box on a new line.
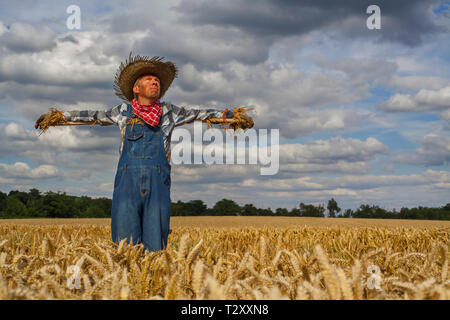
xmin=114 ymin=54 xmax=178 ymax=102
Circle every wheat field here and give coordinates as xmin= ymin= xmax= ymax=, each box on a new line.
xmin=0 ymin=217 xmax=449 ymax=300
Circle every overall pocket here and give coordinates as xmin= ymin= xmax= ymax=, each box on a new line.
xmin=127 ymin=125 xmax=159 ymax=159
xmin=126 ymin=125 xmax=144 ymax=158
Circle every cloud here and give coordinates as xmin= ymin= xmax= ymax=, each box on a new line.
xmin=280 ymin=136 xmax=389 ymax=165
xmin=0 ymin=21 xmax=56 ymax=53
xmin=174 ymin=0 xmax=444 ymax=47
xmin=134 ymin=22 xmax=271 ymax=69
xmin=0 ymin=22 xmax=378 ymax=141
xmin=0 ymin=162 xmax=59 ymax=179
xmin=4 ymin=122 xmax=37 ymax=140
xmin=0 ymin=31 xmax=117 ymax=87
xmin=169 ymin=135 xmax=388 ymax=184
xmin=192 ymin=168 xmax=449 ymax=209
xmin=237 ymin=169 xmax=450 ymax=193
xmin=392 ymin=134 xmax=450 ymax=166
xmin=169 ymin=61 xmax=374 ymax=139
xmin=387 ymin=75 xmax=450 ymax=91
xmin=312 ymin=56 xmax=397 ymax=86
xmin=377 ymin=86 xmax=450 ymax=117
xmin=0 ymin=122 xmax=120 ymax=169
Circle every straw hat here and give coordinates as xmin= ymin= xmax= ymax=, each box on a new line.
xmin=113 ymin=52 xmax=178 ymax=102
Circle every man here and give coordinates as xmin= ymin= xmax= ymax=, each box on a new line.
xmin=35 ymin=54 xmax=234 ymax=253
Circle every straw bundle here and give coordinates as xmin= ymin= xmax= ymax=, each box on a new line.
xmin=36 ymin=108 xmax=106 ymax=136
xmin=36 ymin=108 xmax=69 ymax=135
xmin=36 ymin=106 xmax=255 ymax=135
xmin=206 ymin=107 xmax=255 ymax=131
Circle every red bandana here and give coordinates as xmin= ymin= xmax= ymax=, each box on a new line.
xmin=130 ymin=98 xmax=163 ymax=127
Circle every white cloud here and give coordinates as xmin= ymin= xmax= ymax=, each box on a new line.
xmin=4 ymin=122 xmax=36 ymax=140
xmin=378 ymin=86 xmax=450 ymax=115
xmin=0 ymin=162 xmax=59 ymax=179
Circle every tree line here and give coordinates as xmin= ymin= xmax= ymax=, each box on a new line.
xmin=0 ymin=189 xmax=449 ymax=220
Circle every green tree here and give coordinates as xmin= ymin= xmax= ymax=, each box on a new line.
xmin=299 ymin=203 xmax=325 ymax=217
xmin=35 ymin=192 xmax=79 ymax=218
xmin=256 ymin=208 xmax=274 ymax=216
xmin=327 ymin=198 xmax=341 ymax=217
xmin=8 ymin=190 xmax=30 ymax=206
xmin=185 ymin=200 xmax=207 ymax=216
xmin=289 ymin=207 xmax=302 ymax=217
xmin=342 ymin=209 xmax=353 ymax=218
xmin=92 ymin=197 xmax=112 ymax=217
xmin=85 ymin=206 xmax=106 ymax=218
xmin=275 ymin=208 xmax=289 ymax=216
xmin=171 ymin=200 xmax=188 ymax=216
xmin=4 ymin=196 xmax=28 ymax=217
xmin=0 ymin=191 xmax=7 ymax=212
xmin=241 ymin=204 xmax=258 ymax=216
xmin=212 ymin=199 xmax=241 ymax=216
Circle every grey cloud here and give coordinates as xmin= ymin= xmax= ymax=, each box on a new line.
xmin=280 ymin=136 xmax=389 ymax=165
xmin=133 ymin=23 xmax=271 ymax=69
xmin=174 ymin=0 xmax=443 ymax=47
xmin=58 ymin=35 xmax=78 ymax=44
xmin=392 ymin=134 xmax=450 ymax=166
xmin=387 ymin=75 xmax=450 ymax=91
xmin=312 ymin=56 xmax=397 ymax=86
xmin=151 ymin=167 xmax=450 ymax=209
xmin=280 ymin=161 xmax=370 ymax=175
xmin=168 ymin=135 xmax=388 ymax=185
xmin=0 ymin=122 xmax=120 ymax=164
xmin=0 ymin=22 xmax=56 ymax=53
xmin=241 ymin=169 xmax=449 ymax=193
xmin=167 ymin=61 xmax=374 ymax=139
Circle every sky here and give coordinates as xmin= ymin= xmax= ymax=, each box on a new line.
xmin=0 ymin=0 xmax=449 ymax=212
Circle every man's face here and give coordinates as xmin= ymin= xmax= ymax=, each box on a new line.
xmin=133 ymin=74 xmax=161 ymax=101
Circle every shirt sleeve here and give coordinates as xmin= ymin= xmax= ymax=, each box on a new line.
xmin=62 ymin=104 xmax=124 ymax=125
xmin=170 ymin=103 xmax=234 ymax=127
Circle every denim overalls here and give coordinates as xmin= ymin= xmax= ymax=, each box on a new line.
xmin=111 ymin=105 xmax=171 ymax=253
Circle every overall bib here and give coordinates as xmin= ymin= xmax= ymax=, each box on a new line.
xmin=111 ymin=105 xmax=171 ymax=253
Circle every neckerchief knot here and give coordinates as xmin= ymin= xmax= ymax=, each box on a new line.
xmin=130 ymin=98 xmax=163 ymax=127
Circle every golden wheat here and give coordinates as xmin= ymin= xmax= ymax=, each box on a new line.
xmin=0 ymin=218 xmax=449 ymax=300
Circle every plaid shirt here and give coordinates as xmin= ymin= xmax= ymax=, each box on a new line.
xmin=63 ymin=102 xmax=232 ymax=163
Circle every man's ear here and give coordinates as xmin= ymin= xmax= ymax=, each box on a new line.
xmin=132 ymin=86 xmax=139 ymax=94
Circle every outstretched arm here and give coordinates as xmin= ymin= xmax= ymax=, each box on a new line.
xmin=35 ymin=104 xmax=126 ymax=129
xmin=62 ymin=104 xmax=125 ymax=125
xmin=170 ymin=103 xmax=234 ymax=127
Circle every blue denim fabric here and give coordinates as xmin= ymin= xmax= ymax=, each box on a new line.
xmin=111 ymin=106 xmax=171 ymax=253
